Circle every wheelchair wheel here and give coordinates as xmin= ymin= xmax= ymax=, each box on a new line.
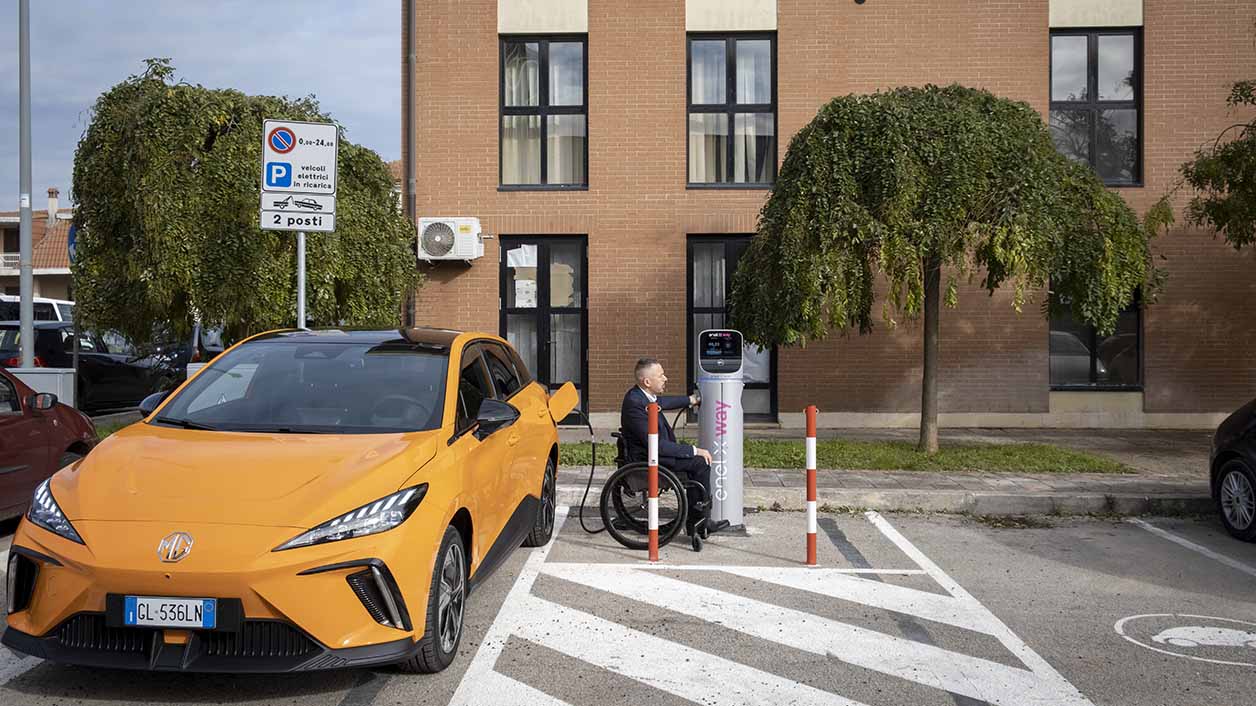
xmin=600 ymin=462 xmax=687 ymax=551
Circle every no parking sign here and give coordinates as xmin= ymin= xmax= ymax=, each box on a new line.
xmin=259 ymin=119 xmax=338 ymax=233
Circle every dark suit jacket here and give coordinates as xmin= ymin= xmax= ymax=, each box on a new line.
xmin=620 ymin=386 xmax=693 ymax=463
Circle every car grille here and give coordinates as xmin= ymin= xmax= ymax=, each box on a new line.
xmin=202 ymin=621 xmax=318 ymax=658
xmin=346 ymin=570 xmax=391 ymax=625
xmin=53 ymin=614 xmax=317 ymax=659
xmin=58 ymin=614 xmax=152 ymax=653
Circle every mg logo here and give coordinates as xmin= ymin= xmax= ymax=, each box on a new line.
xmin=157 ymin=532 xmax=194 ymax=563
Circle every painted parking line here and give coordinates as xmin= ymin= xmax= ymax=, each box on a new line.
xmin=451 ymin=507 xmax=1095 ymax=706
xmin=1127 ymin=518 xmax=1256 ymax=579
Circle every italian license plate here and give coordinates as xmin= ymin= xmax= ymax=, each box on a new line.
xmin=124 ymin=596 xmax=217 ymax=629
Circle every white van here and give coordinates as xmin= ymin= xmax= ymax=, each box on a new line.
xmin=0 ymin=294 xmax=75 ymax=322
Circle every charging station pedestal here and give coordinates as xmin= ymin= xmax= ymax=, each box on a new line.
xmin=697 ymin=329 xmax=745 ymax=529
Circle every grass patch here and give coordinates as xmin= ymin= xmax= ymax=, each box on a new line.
xmin=93 ymin=420 xmax=134 ymax=439
xmin=558 ymin=438 xmax=1128 ymax=474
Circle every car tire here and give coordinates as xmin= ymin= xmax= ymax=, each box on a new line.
xmin=58 ymin=452 xmax=84 ymax=469
xmin=522 ymin=458 xmax=556 ymax=548
xmin=1216 ymin=459 xmax=1256 ymax=542
xmin=397 ymin=525 xmax=467 ymax=674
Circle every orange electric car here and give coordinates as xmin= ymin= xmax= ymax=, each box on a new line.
xmin=3 ymin=327 xmax=576 ymax=673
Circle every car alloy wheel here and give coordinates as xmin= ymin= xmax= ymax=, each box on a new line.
xmin=1220 ymin=467 xmax=1256 ymax=531
xmin=540 ymin=462 xmax=556 ymax=537
xmin=438 ymin=540 xmax=466 ymax=654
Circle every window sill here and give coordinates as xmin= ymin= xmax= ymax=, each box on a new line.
xmin=1103 ymin=182 xmax=1143 ymax=189
xmin=1050 ymin=386 xmax=1144 ymax=392
xmin=686 ymin=183 xmax=774 ymax=191
xmin=498 ymin=184 xmax=589 ymax=192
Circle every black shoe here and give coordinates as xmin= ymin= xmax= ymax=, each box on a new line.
xmin=704 ymin=519 xmax=731 ymax=536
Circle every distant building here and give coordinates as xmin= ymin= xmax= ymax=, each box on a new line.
xmin=0 ymin=187 xmax=74 ymax=300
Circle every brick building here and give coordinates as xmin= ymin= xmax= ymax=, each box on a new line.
xmin=401 ymin=0 xmax=1255 ymax=429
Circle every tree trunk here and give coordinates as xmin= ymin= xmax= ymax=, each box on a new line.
xmin=918 ymin=255 xmax=941 ymax=454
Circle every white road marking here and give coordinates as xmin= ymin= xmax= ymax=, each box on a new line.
xmin=866 ymin=511 xmax=1093 ymax=705
xmin=1114 ymin=613 xmax=1256 ymax=668
xmin=542 ymin=563 xmax=1070 ymax=706
xmin=448 ymin=507 xmax=570 ymax=706
xmin=475 ymin=668 xmax=578 ymax=706
xmin=512 ymin=592 xmax=870 ymax=706
xmin=1128 ymin=518 xmax=1256 ymax=579
xmin=544 ymin=563 xmax=926 ymax=575
xmin=720 ymin=565 xmax=1000 ymax=635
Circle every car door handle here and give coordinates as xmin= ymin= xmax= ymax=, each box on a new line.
xmin=507 ymin=432 xmax=521 ymax=447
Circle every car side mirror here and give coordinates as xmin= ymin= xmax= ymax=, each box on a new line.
xmin=474 ymin=398 xmax=519 ymax=440
xmin=27 ymin=393 xmax=56 ymax=411
xmin=138 ymin=390 xmax=170 ymax=417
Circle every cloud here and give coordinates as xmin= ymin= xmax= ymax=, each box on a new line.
xmin=0 ymin=1 xmax=399 ymax=207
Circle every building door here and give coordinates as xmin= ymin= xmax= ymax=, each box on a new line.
xmin=500 ymin=237 xmax=588 ymax=420
xmin=687 ymin=236 xmax=777 ymax=420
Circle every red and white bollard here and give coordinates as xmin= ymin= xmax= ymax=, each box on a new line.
xmin=647 ymin=402 xmax=660 ymax=563
xmin=805 ymin=405 xmax=818 ymax=566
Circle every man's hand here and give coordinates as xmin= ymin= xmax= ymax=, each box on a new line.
xmin=689 ymin=392 xmax=701 ymax=408
xmin=695 ymin=447 xmax=713 ymax=464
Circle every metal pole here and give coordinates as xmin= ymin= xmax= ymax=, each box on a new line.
xmin=296 ymin=231 xmax=306 ymax=329
xmin=18 ymin=0 xmax=34 ymax=367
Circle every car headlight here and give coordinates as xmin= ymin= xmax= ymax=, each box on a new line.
xmin=274 ymin=484 xmax=428 ymax=552
xmin=27 ymin=479 xmax=85 ymax=545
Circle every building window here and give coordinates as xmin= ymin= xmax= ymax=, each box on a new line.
xmin=687 ymin=34 xmax=776 ymax=187
xmin=687 ymin=236 xmax=777 ymax=419
xmin=1049 ymin=29 xmax=1142 ymax=185
xmin=500 ymin=236 xmax=588 ymax=421
xmin=499 ymin=36 xmax=588 ymax=189
xmin=1049 ymin=292 xmax=1141 ymax=390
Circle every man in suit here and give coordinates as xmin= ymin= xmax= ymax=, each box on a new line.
xmin=621 ymin=357 xmax=728 ymax=535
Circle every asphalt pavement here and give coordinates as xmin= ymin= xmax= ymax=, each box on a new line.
xmin=2 ymin=509 xmax=1253 ymax=705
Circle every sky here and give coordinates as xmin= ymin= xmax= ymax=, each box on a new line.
xmin=0 ymin=0 xmax=400 ymax=210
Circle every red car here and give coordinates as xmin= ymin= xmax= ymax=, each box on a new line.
xmin=0 ymin=367 xmax=97 ymax=521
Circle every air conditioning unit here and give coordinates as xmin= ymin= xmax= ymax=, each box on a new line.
xmin=417 ymin=217 xmax=484 ymax=262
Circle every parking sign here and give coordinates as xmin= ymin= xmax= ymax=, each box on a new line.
xmin=259 ymin=119 xmax=337 ymax=233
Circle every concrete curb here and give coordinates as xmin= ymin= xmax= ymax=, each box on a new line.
xmin=556 ymin=485 xmax=1213 ymax=517
xmin=89 ymin=410 xmax=142 ymax=427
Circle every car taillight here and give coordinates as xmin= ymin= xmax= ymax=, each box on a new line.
xmin=4 ymin=356 xmax=46 ymax=367
xmin=191 ymin=349 xmax=202 ymax=363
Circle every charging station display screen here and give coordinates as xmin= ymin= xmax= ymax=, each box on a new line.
xmin=699 ymin=330 xmax=743 ymax=373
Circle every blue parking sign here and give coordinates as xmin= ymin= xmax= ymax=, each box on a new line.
xmin=266 ymin=162 xmax=292 ymax=188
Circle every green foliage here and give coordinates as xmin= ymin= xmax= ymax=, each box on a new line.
xmin=71 ymin=59 xmax=419 ymax=344
xmin=729 ymin=84 xmax=1157 ymax=346
xmin=557 ymin=439 xmax=1128 ymax=473
xmin=1180 ymin=78 xmax=1256 ymax=248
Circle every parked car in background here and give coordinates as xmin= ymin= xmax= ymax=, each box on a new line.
xmin=0 ymin=366 xmax=97 ymax=520
xmin=0 ymin=295 xmax=74 ymax=322
xmin=152 ymin=323 xmax=226 ymax=380
xmin=0 ymin=321 xmax=174 ymax=413
xmin=1210 ymin=398 xmax=1256 ymax=542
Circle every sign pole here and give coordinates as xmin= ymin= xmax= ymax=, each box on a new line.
xmin=297 ymin=231 xmax=306 ymax=329
xmin=18 ymin=0 xmax=34 ymax=368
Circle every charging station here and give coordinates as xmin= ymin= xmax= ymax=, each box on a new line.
xmin=697 ymin=329 xmax=745 ymax=529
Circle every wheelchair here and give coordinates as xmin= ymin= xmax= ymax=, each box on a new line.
xmin=599 ymin=430 xmax=714 ymax=552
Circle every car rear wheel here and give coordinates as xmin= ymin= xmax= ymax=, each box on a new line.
xmin=522 ymin=458 xmax=556 ymax=547
xmin=397 ymin=525 xmax=466 ymax=673
xmin=1217 ymin=459 xmax=1256 ymax=542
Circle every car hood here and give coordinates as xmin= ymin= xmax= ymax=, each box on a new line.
xmin=53 ymin=422 xmax=442 ymax=528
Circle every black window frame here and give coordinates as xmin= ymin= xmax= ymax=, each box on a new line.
xmin=455 ymin=344 xmax=497 ymax=432
xmin=1049 ymin=27 xmax=1143 ymax=187
xmin=498 ymin=235 xmax=589 ymax=421
xmin=498 ymin=34 xmax=590 ymax=191
xmin=686 ymin=235 xmax=779 ymax=420
xmin=686 ymin=32 xmax=778 ymax=189
xmin=481 ymin=341 xmax=524 ymax=400
xmin=1049 ymin=289 xmax=1143 ymax=391
xmin=0 ymin=374 xmax=20 ymax=414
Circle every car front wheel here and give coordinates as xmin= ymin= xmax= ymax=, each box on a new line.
xmin=522 ymin=458 xmax=556 ymax=547
xmin=398 ymin=525 xmax=466 ymax=673
xmin=1217 ymin=459 xmax=1256 ymax=542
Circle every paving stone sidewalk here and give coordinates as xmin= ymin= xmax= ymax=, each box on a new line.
xmin=556 ymin=427 xmax=1215 ymax=516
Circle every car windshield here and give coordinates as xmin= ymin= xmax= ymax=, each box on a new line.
xmin=155 ymin=338 xmax=449 ymax=434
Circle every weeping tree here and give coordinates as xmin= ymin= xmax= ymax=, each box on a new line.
xmin=1178 ymin=78 xmax=1256 ymax=247
xmin=71 ymin=59 xmax=419 ymax=346
xmin=730 ymin=85 xmax=1167 ymax=453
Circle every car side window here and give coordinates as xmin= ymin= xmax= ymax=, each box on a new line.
xmin=456 ymin=347 xmax=495 ymax=430
xmin=100 ymin=331 xmax=135 ymax=356
xmin=0 ymin=376 xmax=20 ymax=414
xmin=484 ymin=344 xmax=522 ymax=399
xmin=60 ymin=329 xmax=97 ymax=353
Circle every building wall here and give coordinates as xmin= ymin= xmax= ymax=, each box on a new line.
xmin=405 ymin=0 xmax=1256 ymax=424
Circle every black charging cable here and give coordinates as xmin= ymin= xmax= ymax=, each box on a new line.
xmin=572 ymin=406 xmax=689 ymax=535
